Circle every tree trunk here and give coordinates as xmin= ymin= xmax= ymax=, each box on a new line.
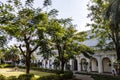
xmin=116 ymin=48 xmax=120 ymax=61
xmin=61 ymin=59 xmax=65 ymax=73
xmin=26 ymin=53 xmax=31 ymax=74
xmin=115 ymin=43 xmax=120 ymax=74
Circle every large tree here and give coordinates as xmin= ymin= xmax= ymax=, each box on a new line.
xmin=48 ymin=18 xmax=94 ymax=72
xmin=105 ymin=0 xmax=120 ymax=62
xmin=87 ymin=1 xmax=113 ymax=50
xmin=0 ymin=0 xmax=49 ymax=74
xmin=87 ymin=0 xmax=120 ymax=63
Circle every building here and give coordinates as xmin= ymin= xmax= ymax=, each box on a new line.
xmin=27 ymin=30 xmax=117 ymax=74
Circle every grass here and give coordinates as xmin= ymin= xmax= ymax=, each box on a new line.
xmin=0 ymin=68 xmax=55 ymax=78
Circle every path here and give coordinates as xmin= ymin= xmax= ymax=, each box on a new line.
xmin=74 ymin=74 xmax=94 ymax=80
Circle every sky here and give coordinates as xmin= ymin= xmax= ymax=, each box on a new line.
xmin=2 ymin=0 xmax=91 ymax=31
xmin=52 ymin=0 xmax=91 ymax=31
xmin=34 ymin=0 xmax=91 ymax=31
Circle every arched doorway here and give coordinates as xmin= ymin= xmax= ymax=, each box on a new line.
xmin=102 ymin=57 xmax=111 ymax=73
xmin=90 ymin=58 xmax=98 ymax=72
xmin=81 ymin=58 xmax=88 ymax=71
xmin=72 ymin=59 xmax=78 ymax=71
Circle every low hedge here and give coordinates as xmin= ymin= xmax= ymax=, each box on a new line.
xmin=0 ymin=74 xmax=35 ymax=80
xmin=18 ymin=66 xmax=66 ymax=74
xmin=0 ymin=64 xmax=14 ymax=68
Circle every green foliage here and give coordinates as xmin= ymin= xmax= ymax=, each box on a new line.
xmin=3 ymin=46 xmax=20 ymax=64
xmin=62 ymin=71 xmax=73 ymax=79
xmin=0 ymin=36 xmax=6 ymax=47
xmin=0 ymin=0 xmax=50 ymax=74
xmin=104 ymin=0 xmax=120 ymax=61
xmin=0 ymin=64 xmax=14 ymax=68
xmin=88 ymin=0 xmax=120 ymax=61
xmin=47 ymin=18 xmax=93 ymax=71
xmin=0 ymin=74 xmax=6 ymax=80
xmin=43 ymin=0 xmax=52 ymax=7
xmin=52 ymin=59 xmax=60 ymax=69
xmin=87 ymin=0 xmax=112 ymax=50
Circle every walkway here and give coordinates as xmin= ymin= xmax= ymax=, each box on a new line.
xmin=74 ymin=74 xmax=94 ymax=80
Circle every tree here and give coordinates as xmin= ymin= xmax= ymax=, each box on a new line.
xmin=105 ymin=0 xmax=120 ymax=61
xmin=87 ymin=0 xmax=120 ymax=62
xmin=4 ymin=46 xmax=20 ymax=65
xmin=0 ymin=48 xmax=5 ymax=64
xmin=0 ymin=0 xmax=49 ymax=74
xmin=87 ymin=0 xmax=111 ymax=50
xmin=48 ymin=19 xmax=94 ymax=72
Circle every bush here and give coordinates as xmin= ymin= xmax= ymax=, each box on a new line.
xmin=62 ymin=71 xmax=73 ymax=79
xmin=0 ymin=74 xmax=6 ymax=80
xmin=18 ymin=66 xmax=62 ymax=74
xmin=0 ymin=64 xmax=14 ymax=68
xmin=7 ymin=76 xmax=17 ymax=80
xmin=18 ymin=74 xmax=34 ymax=80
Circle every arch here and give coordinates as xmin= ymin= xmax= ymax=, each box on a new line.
xmin=90 ymin=58 xmax=98 ymax=72
xmin=80 ymin=58 xmax=87 ymax=71
xmin=72 ymin=59 xmax=78 ymax=71
xmin=102 ymin=57 xmax=112 ymax=73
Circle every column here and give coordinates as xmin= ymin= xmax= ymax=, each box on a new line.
xmin=77 ymin=58 xmax=81 ymax=71
xmin=111 ymin=55 xmax=115 ymax=72
xmin=87 ymin=60 xmax=90 ymax=72
xmin=69 ymin=59 xmax=73 ymax=70
xmin=98 ymin=57 xmax=102 ymax=73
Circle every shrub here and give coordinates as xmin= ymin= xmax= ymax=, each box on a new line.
xmin=62 ymin=71 xmax=73 ymax=79
xmin=18 ymin=74 xmax=34 ymax=80
xmin=18 ymin=66 xmax=62 ymax=74
xmin=0 ymin=74 xmax=6 ymax=80
xmin=7 ymin=76 xmax=17 ymax=80
xmin=0 ymin=64 xmax=14 ymax=68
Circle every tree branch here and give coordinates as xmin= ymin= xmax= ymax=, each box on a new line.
xmin=19 ymin=44 xmax=26 ymax=57
xmin=31 ymin=45 xmax=39 ymax=54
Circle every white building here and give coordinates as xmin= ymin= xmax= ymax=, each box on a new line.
xmin=32 ymin=30 xmax=117 ymax=74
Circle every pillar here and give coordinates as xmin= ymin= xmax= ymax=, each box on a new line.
xmin=77 ymin=58 xmax=81 ymax=71
xmin=98 ymin=57 xmax=102 ymax=73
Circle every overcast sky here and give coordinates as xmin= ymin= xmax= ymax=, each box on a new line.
xmin=53 ymin=0 xmax=91 ymax=31
xmin=2 ymin=0 xmax=91 ymax=31
xmin=34 ymin=0 xmax=91 ymax=31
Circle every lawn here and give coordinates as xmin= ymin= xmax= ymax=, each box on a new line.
xmin=0 ymin=68 xmax=54 ymax=78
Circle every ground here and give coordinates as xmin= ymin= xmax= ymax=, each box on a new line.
xmin=0 ymin=68 xmax=54 ymax=78
xmin=74 ymin=74 xmax=94 ymax=80
xmin=0 ymin=68 xmax=95 ymax=80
